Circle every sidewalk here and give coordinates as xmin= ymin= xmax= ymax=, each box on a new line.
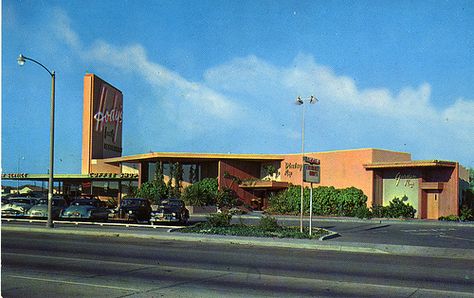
xmin=3 ymin=220 xmax=474 ymax=261
xmin=194 ymin=211 xmax=474 ymax=227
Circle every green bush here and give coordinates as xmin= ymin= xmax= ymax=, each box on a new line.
xmin=460 ymin=207 xmax=473 ymax=221
xmin=216 ymin=188 xmax=238 ymax=209
xmin=259 ymin=215 xmax=280 ymax=232
xmin=355 ymin=205 xmax=372 ymax=219
xmin=181 ymin=178 xmax=218 ymax=206
xmin=135 ymin=181 xmax=168 ymax=204
xmin=267 ymin=185 xmax=368 ymax=217
xmin=206 ymin=212 xmax=232 ymax=227
xmin=370 ymin=197 xmax=416 ymax=219
xmin=385 ymin=197 xmax=416 ymax=218
xmin=439 ymin=215 xmax=460 ymax=221
xmin=337 ymin=187 xmax=368 ymax=216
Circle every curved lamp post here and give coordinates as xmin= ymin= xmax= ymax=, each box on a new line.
xmin=295 ymin=95 xmax=317 ymax=233
xmin=17 ymin=54 xmax=55 ymax=228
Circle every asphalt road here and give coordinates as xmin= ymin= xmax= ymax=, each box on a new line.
xmin=2 ymin=230 xmax=474 ymax=297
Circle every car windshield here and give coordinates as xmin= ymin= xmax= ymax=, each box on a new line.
xmin=122 ymin=199 xmax=146 ymax=207
xmin=161 ymin=200 xmax=182 ymax=207
xmin=37 ymin=198 xmax=64 ymax=206
xmin=9 ymin=198 xmax=35 ymax=205
xmin=72 ymin=200 xmax=97 ymax=206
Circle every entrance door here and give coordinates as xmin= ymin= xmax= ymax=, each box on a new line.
xmin=427 ymin=193 xmax=439 ymax=219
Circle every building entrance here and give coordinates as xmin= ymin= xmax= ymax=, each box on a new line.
xmin=426 ymin=192 xmax=439 ymax=219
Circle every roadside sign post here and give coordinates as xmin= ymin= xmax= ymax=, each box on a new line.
xmin=309 ymin=183 xmax=313 ymax=236
xmin=303 ymin=157 xmax=320 ymax=237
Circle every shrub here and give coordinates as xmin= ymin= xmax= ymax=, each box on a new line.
xmin=337 ymin=187 xmax=368 ymax=216
xmin=181 ymin=178 xmax=218 ymax=206
xmin=439 ymin=215 xmax=460 ymax=221
xmin=385 ymin=197 xmax=416 ymax=218
xmin=259 ymin=215 xmax=280 ymax=232
xmin=135 ymin=181 xmax=168 ymax=204
xmin=206 ymin=212 xmax=232 ymax=227
xmin=355 ymin=205 xmax=372 ymax=219
xmin=370 ymin=197 xmax=416 ymax=219
xmin=216 ymin=188 xmax=238 ymax=209
xmin=267 ymin=185 xmax=368 ymax=217
xmin=460 ymin=207 xmax=473 ymax=221
xmin=371 ymin=205 xmax=387 ymax=218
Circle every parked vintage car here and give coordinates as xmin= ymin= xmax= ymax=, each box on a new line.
xmin=60 ymin=198 xmax=109 ymax=221
xmin=150 ymin=199 xmax=189 ymax=224
xmin=109 ymin=198 xmax=152 ymax=223
xmin=2 ymin=194 xmax=12 ymax=205
xmin=1 ymin=196 xmax=39 ymax=217
xmin=26 ymin=196 xmax=68 ymax=219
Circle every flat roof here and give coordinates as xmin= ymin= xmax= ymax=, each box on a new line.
xmin=102 ymin=148 xmax=410 ymax=164
xmin=364 ymin=160 xmax=456 ymax=169
xmin=1 ymin=173 xmax=138 ymax=181
xmin=102 ymin=152 xmax=287 ymax=163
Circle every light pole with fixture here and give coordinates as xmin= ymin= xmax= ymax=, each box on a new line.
xmin=17 ymin=54 xmax=55 ymax=228
xmin=295 ymin=95 xmax=317 ymax=233
xmin=17 ymin=156 xmax=25 ymax=192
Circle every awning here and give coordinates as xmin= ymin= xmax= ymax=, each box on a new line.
xmin=364 ymin=160 xmax=456 ymax=169
xmin=239 ymin=180 xmax=289 ymax=190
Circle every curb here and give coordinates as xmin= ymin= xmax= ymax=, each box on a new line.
xmin=194 ymin=213 xmax=474 ymax=227
xmin=1 ymin=225 xmax=383 ymax=255
xmin=3 ymin=225 xmax=474 ymax=260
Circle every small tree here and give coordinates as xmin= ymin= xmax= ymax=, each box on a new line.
xmin=167 ymin=162 xmax=174 ymax=196
xmin=189 ymin=165 xmax=196 ymax=184
xmin=134 ymin=161 xmax=169 ymax=204
xmin=216 ymin=188 xmax=238 ymax=209
xmin=173 ymin=162 xmax=183 ymax=198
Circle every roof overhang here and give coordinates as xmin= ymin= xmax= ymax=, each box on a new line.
xmin=239 ymin=180 xmax=289 ymax=190
xmin=102 ymin=152 xmax=286 ymax=164
xmin=364 ymin=160 xmax=456 ymax=170
xmin=1 ymin=173 xmax=138 ymax=181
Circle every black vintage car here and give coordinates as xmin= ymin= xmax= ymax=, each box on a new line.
xmin=109 ymin=198 xmax=152 ymax=223
xmin=150 ymin=199 xmax=189 ymax=225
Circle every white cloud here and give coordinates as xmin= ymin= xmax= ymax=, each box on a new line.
xmin=204 ymin=54 xmax=474 ymax=162
xmin=52 ymin=8 xmax=81 ymax=51
xmin=51 ymin=9 xmax=473 ymax=165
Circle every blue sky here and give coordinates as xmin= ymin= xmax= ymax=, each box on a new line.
xmin=2 ymin=0 xmax=474 ymax=175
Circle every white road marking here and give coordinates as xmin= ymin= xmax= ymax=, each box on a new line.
xmin=4 ymin=252 xmax=474 ymax=297
xmin=439 ymin=234 xmax=474 ymax=242
xmin=6 ymin=274 xmax=140 ymax=292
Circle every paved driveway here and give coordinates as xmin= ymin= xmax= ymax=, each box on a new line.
xmin=227 ymin=214 xmax=474 ymax=250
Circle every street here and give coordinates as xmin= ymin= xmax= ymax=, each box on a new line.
xmin=2 ymin=230 xmax=474 ymax=297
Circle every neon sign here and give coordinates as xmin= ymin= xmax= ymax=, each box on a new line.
xmin=94 ymin=85 xmax=122 ymax=144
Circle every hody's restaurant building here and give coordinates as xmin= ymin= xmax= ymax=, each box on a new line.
xmin=4 ymin=74 xmax=471 ymax=219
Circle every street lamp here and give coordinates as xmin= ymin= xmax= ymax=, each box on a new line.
xmin=17 ymin=54 xmax=56 ymax=228
xmin=17 ymin=156 xmax=25 ymax=192
xmin=295 ymin=95 xmax=317 ymax=233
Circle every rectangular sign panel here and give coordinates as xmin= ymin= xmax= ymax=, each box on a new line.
xmin=82 ymin=74 xmax=123 ymax=174
xmin=303 ymin=164 xmax=320 ymax=183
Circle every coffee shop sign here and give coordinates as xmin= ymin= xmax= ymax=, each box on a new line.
xmin=2 ymin=173 xmax=28 ymax=179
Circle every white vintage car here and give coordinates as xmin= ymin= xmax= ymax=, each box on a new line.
xmin=1 ymin=197 xmax=40 ymax=217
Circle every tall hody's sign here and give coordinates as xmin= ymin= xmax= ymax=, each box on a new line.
xmin=82 ymin=74 xmax=123 ymax=174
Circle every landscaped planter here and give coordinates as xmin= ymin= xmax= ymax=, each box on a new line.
xmin=187 ymin=205 xmax=218 ymax=214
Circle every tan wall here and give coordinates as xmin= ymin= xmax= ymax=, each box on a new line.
xmin=89 ymin=160 xmax=122 ymax=174
xmin=280 ymin=149 xmax=411 ymax=206
xmin=372 ymin=149 xmax=411 ymax=163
